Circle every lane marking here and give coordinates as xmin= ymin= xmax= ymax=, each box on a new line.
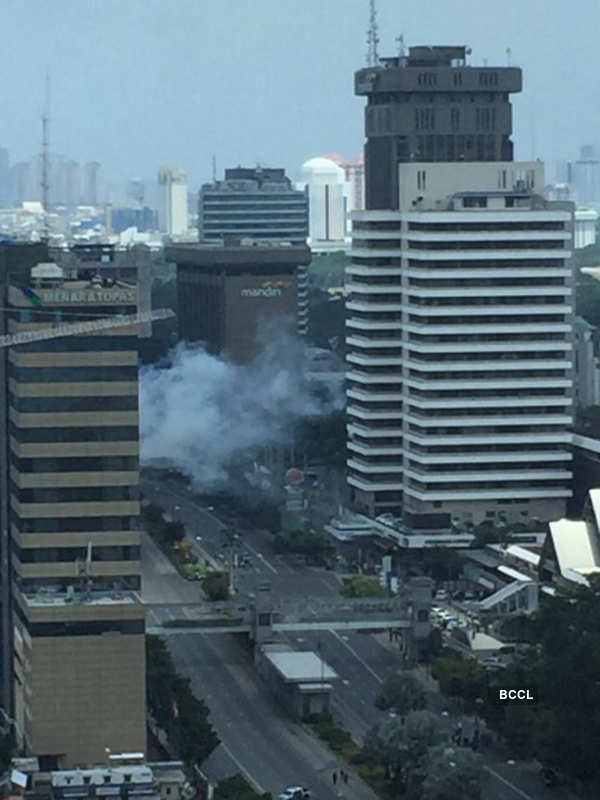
xmin=244 ymin=542 xmax=278 ymax=575
xmin=329 ymin=630 xmax=383 ymax=684
xmin=483 ymin=766 xmax=533 ymax=800
xmin=220 ymin=741 xmax=265 ymax=795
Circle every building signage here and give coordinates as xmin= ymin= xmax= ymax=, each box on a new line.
xmin=38 ymin=288 xmax=137 ymax=304
xmin=241 ymin=287 xmax=282 ymax=298
xmin=240 ymin=280 xmax=291 ymax=299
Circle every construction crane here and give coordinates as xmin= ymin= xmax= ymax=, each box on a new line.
xmin=0 ymin=308 xmax=174 ymax=348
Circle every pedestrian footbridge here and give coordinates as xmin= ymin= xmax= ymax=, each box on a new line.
xmin=145 ymin=578 xmax=433 ymax=646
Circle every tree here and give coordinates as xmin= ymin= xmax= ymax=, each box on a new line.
xmin=213 ymin=774 xmax=271 ymax=800
xmin=164 ymin=520 xmax=186 ymax=544
xmin=340 ymin=575 xmax=390 ymax=598
xmin=431 ymin=656 xmax=488 ymax=709
xmin=146 ymin=636 xmax=219 ymax=765
xmin=202 ymin=571 xmax=230 ymax=601
xmin=375 ymin=672 xmax=427 ymax=714
xmin=421 ymin=746 xmax=483 ymax=800
xmin=363 ymin=712 xmax=450 ymax=797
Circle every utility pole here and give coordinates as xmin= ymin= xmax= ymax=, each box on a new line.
xmin=366 ymin=0 xmax=379 ymax=67
xmin=41 ymin=71 xmax=50 ymax=242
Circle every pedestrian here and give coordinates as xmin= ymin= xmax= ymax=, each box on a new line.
xmin=343 ymin=772 xmax=348 ymax=785
xmin=332 ymin=771 xmax=337 ymax=786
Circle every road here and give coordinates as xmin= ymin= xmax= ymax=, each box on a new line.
xmin=141 ymin=471 xmax=584 ymax=800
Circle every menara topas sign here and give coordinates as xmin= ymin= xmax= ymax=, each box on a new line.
xmin=240 ymin=280 xmax=292 ymax=299
xmin=27 ymin=288 xmax=137 ymax=305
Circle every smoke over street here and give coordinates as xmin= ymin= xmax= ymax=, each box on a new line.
xmin=140 ymin=338 xmax=342 ymax=488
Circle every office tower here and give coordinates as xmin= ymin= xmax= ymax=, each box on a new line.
xmin=356 ymin=45 xmax=521 ymax=210
xmin=128 ymin=179 xmax=145 ymax=208
xmin=573 ymin=316 xmax=600 ymax=410
xmin=199 ymin=167 xmax=308 ymax=245
xmin=569 ymin=145 xmax=600 ymax=210
xmin=3 ymin=256 xmax=145 ymax=766
xmin=0 ymin=243 xmax=50 ymax=717
xmin=158 ymin=167 xmax=188 ymax=236
xmin=63 ymin=160 xmax=81 ymax=206
xmin=82 ymin=162 xmax=101 ymax=206
xmin=9 ymin=162 xmax=33 ymax=207
xmin=574 ymin=207 xmax=598 ymax=249
xmin=300 ymin=158 xmax=347 ymax=242
xmin=0 ymin=148 xmax=10 ymax=207
xmin=168 ymin=242 xmax=311 ymax=363
xmin=347 ymin=46 xmax=574 ymax=529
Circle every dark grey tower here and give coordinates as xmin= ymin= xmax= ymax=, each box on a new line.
xmin=355 ymin=45 xmax=522 ymax=209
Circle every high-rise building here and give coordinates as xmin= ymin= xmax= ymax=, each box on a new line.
xmin=82 ymin=162 xmax=101 ymax=206
xmin=158 ymin=167 xmax=188 ymax=236
xmin=347 ymin=47 xmax=574 ymax=530
xmin=569 ymin=145 xmax=600 ymax=210
xmin=299 ymin=158 xmax=347 ymax=242
xmin=355 ymin=45 xmax=521 ymax=210
xmin=199 ymin=167 xmax=308 ymax=244
xmin=0 ymin=147 xmax=10 ymax=207
xmin=1 ymin=254 xmax=146 ymax=765
xmin=63 ymin=160 xmax=81 ymax=206
xmin=9 ymin=162 xmax=33 ymax=207
xmin=168 ymin=243 xmax=311 ymax=363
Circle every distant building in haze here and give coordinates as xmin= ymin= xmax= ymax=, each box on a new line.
xmin=82 ymin=161 xmax=101 ymax=206
xmin=158 ymin=167 xmax=188 ymax=236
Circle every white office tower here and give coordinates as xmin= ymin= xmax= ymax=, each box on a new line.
xmin=300 ymin=157 xmax=348 ymax=242
xmin=574 ymin=207 xmax=598 ymax=249
xmin=158 ymin=166 xmax=188 ymax=235
xmin=346 ymin=161 xmax=574 ymax=529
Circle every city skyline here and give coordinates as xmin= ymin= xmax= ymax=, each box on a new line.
xmin=0 ymin=0 xmax=597 ymax=192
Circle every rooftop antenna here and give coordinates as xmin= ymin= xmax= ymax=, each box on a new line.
xmin=506 ymin=47 xmax=512 ymax=66
xmin=41 ymin=70 xmax=50 ymax=242
xmin=366 ymin=0 xmax=379 ymax=67
xmin=211 ymin=154 xmax=217 ymax=183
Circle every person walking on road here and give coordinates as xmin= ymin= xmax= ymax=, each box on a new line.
xmin=332 ymin=771 xmax=337 ymax=786
xmin=343 ymin=771 xmax=348 ymax=785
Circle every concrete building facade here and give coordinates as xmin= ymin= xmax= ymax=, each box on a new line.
xmin=199 ymin=167 xmax=308 ymax=245
xmin=158 ymin=168 xmax=188 ymax=236
xmin=169 ymin=243 xmax=311 ymax=363
xmin=346 ymin=161 xmax=574 ymax=528
xmin=355 ymin=46 xmax=521 ymax=211
xmin=3 ymin=257 xmax=145 ymax=766
xmin=299 ymin=158 xmax=347 ymax=242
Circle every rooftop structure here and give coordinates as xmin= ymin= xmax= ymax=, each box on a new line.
xmin=355 ymin=44 xmax=522 ymax=209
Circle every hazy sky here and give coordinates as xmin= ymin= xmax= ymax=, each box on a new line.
xmin=3 ymin=0 xmax=598 ymax=189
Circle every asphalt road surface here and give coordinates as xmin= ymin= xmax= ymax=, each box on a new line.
xmin=141 ymin=472 xmax=584 ymax=800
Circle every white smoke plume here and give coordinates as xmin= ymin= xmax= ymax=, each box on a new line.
xmin=140 ymin=336 xmax=342 ymax=488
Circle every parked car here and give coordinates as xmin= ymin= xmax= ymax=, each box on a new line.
xmin=277 ymin=788 xmax=311 ymax=800
xmin=435 ymin=590 xmax=449 ymax=601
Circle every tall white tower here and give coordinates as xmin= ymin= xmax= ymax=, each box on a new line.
xmin=158 ymin=166 xmax=188 ymax=235
xmin=347 ymin=161 xmax=574 ymax=529
xmin=300 ymin=157 xmax=348 ymax=242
